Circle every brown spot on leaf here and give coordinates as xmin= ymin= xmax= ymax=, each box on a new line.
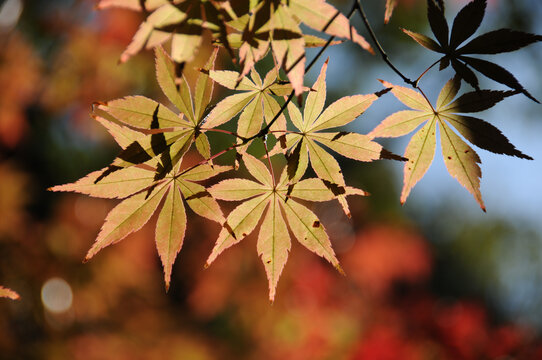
xmin=312 ymin=220 xmax=320 ymax=228
xmin=448 ymin=156 xmax=452 ymax=159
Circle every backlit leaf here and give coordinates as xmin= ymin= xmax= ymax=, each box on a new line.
xmin=98 ymin=96 xmax=187 ymax=129
xmin=289 ymin=0 xmax=372 ymax=53
xmin=402 ymin=29 xmax=442 ymax=52
xmin=206 ymin=194 xmax=271 ymax=265
xmin=379 ymin=80 xmax=431 ymax=112
xmin=177 ymin=179 xmax=225 ymax=224
xmin=369 ymin=110 xmax=431 ymax=139
xmin=206 ymin=155 xmax=353 ymax=299
xmin=209 ymin=179 xmax=268 ymax=201
xmin=155 ymin=46 xmax=194 ymax=122
xmin=155 ymin=184 xmax=186 ymax=291
xmin=85 ymin=182 xmax=168 ymax=261
xmin=439 ymin=120 xmax=485 ymax=210
xmin=257 ymin=196 xmax=290 ymax=301
xmin=279 ymin=194 xmax=341 ymax=272
xmin=377 ymin=79 xmax=531 ymax=209
xmin=205 ymin=68 xmax=293 ymax=144
xmin=49 ymin=166 xmax=156 ymax=199
xmin=400 ymin=118 xmax=437 ymax=204
xmin=308 ymin=94 xmax=378 ymax=132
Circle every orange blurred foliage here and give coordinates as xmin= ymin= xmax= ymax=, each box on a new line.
xmin=0 ymin=33 xmax=42 ymax=147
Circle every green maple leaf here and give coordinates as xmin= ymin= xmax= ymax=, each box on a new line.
xmin=271 ymin=61 xmax=400 ymax=217
xmin=51 ymin=120 xmax=231 ymax=290
xmin=222 ymin=0 xmax=372 ymax=95
xmin=369 ymin=78 xmax=532 ymax=211
xmin=204 ymin=66 xmax=295 ymax=143
xmin=403 ymin=0 xmax=542 ymax=101
xmin=206 ymin=153 xmax=365 ymax=301
xmin=93 ymin=46 xmax=218 ymax=183
xmin=98 ymin=0 xmax=230 ymax=65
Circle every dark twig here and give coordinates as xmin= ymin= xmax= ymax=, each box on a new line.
xmin=355 ymin=0 xmax=417 ymax=88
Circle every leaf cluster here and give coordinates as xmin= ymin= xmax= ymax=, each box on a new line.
xmin=47 ymin=0 xmax=540 ymax=300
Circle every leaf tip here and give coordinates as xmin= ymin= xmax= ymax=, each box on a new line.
xmin=336 ymin=264 xmax=346 ymax=276
xmin=377 ymin=79 xmax=393 ymax=88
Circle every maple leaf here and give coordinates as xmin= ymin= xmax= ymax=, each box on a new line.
xmin=52 ymin=154 xmax=230 ymax=290
xmin=50 ymin=48 xmax=234 ymax=289
xmin=402 ymin=0 xmax=542 ymax=101
xmin=92 ymin=46 xmax=218 ymax=183
xmin=206 ymin=153 xmax=365 ymax=301
xmin=204 ymin=66 xmax=294 ymax=144
xmin=0 ymin=286 xmax=19 ymax=300
xmin=369 ymin=78 xmax=532 ymax=211
xmin=271 ymin=61 xmax=399 ymax=217
xmin=223 ymin=0 xmax=372 ymax=95
xmin=98 ymin=0 xmax=230 ymax=64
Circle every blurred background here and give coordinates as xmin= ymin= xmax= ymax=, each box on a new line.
xmin=1 ymin=0 xmax=542 ymax=358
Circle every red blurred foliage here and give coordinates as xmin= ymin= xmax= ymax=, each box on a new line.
xmin=342 ymin=225 xmax=432 ymax=298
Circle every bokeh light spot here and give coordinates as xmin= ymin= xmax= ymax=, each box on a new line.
xmin=0 ymin=0 xmax=23 ymax=29
xmin=41 ymin=277 xmax=73 ymax=313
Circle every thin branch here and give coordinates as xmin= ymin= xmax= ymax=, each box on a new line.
xmin=415 ymin=59 xmax=441 ymax=85
xmin=356 ymin=0 xmax=436 ymax=113
xmin=200 ymin=127 xmax=245 ymax=139
xmin=417 ymin=87 xmax=437 ymax=114
xmin=355 ymin=0 xmax=417 ymax=87
xmin=176 ymin=142 xmax=244 ymax=178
